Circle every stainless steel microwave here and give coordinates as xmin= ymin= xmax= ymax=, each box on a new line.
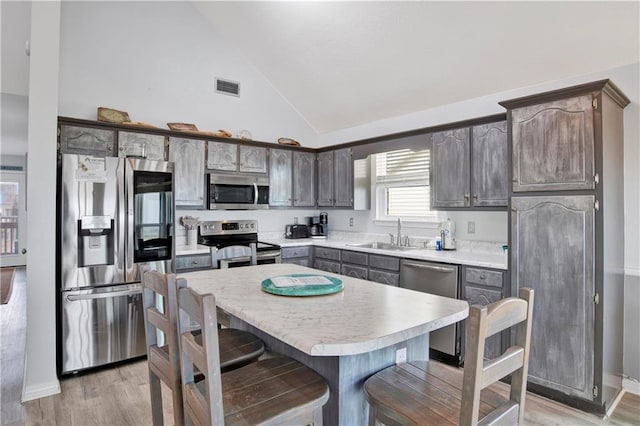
xmin=208 ymin=173 xmax=269 ymax=210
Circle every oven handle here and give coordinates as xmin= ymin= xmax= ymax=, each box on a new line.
xmin=257 ymin=251 xmax=282 ymax=260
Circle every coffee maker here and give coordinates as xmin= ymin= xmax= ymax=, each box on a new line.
xmin=309 ymin=212 xmax=329 ymax=238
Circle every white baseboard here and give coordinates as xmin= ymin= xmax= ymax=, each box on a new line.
xmin=622 ymin=377 xmax=640 ymax=395
xmin=21 ymin=380 xmax=61 ymax=402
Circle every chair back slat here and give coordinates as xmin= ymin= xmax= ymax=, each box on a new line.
xmin=178 ymin=287 xmax=225 ymax=425
xmin=460 ymin=287 xmax=534 ymax=426
xmin=480 ymin=346 xmax=524 ymax=389
xmin=485 ymin=297 xmax=528 ymax=338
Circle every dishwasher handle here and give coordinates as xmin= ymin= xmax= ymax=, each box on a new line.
xmin=401 ymin=261 xmax=457 ymax=274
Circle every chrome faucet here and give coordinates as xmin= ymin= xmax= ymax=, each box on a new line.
xmin=396 ymin=218 xmax=402 ymax=246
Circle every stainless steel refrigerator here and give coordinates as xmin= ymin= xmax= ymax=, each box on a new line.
xmin=57 ymin=154 xmax=174 ymax=375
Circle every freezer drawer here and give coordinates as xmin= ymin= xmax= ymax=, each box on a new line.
xmin=60 ymin=284 xmax=146 ymax=374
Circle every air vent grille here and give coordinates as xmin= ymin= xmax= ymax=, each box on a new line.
xmin=0 ymin=165 xmax=24 ymax=171
xmin=215 ymin=78 xmax=240 ymax=97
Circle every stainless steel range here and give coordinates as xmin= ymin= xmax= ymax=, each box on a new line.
xmin=198 ymin=220 xmax=281 ymax=268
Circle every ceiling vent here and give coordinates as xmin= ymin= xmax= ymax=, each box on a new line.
xmin=215 ymin=78 xmax=240 ymax=97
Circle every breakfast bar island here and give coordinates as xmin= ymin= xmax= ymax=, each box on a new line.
xmin=182 ymin=264 xmax=469 ymax=425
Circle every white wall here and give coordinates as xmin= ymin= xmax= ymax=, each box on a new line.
xmin=22 ymin=1 xmax=60 ymax=402
xmin=58 ymin=1 xmax=319 ymax=147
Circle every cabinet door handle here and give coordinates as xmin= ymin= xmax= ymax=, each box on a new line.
xmin=473 ymin=194 xmax=478 ymax=200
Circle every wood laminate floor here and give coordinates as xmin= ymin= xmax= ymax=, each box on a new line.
xmin=1 ymin=268 xmax=639 ymax=425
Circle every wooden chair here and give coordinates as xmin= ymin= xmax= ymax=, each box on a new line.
xmin=364 ymin=287 xmax=534 ymax=426
xmin=141 ymin=271 xmax=266 ymax=426
xmin=177 ymin=285 xmax=331 ymax=425
xmin=142 ymin=270 xmax=186 ymax=426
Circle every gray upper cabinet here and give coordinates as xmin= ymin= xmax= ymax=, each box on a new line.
xmin=118 ymin=131 xmax=166 ymax=160
xmin=59 ymin=125 xmax=116 ymax=157
xmin=207 ymin=141 xmax=237 ymax=171
xmin=239 ymin=146 xmax=268 ymax=174
xmin=431 ymin=128 xmax=470 ymax=208
xmin=334 ymin=148 xmax=353 ymax=207
xmin=511 ymin=195 xmax=595 ymax=400
xmin=471 ymin=121 xmax=508 ymax=206
xmin=207 ymin=142 xmax=267 ymax=174
xmin=511 ymin=95 xmax=595 ymax=192
xmin=293 ymin=151 xmax=316 ymax=207
xmin=269 ymin=148 xmax=293 ymax=206
xmin=169 ymin=137 xmax=206 ymax=209
xmin=317 ymin=151 xmax=334 ymax=206
xmin=318 ymin=148 xmax=353 ymax=207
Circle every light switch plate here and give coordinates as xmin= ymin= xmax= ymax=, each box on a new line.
xmin=468 ymin=221 xmax=475 ymax=234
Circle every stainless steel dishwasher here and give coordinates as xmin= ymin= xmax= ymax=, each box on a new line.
xmin=399 ymin=259 xmax=461 ymax=363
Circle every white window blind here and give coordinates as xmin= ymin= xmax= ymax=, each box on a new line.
xmin=376 ymin=149 xmax=430 ymax=183
xmin=375 ymin=149 xmax=433 ymax=219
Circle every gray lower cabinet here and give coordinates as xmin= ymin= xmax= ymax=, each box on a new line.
xmin=175 ymin=253 xmax=213 ymax=272
xmin=431 ymin=128 xmax=471 ymax=208
xmin=313 ymin=248 xmax=400 ymax=286
xmin=269 ymin=149 xmax=293 ymax=206
xmin=293 ymin=151 xmax=316 ymax=207
xmin=471 ymin=121 xmax=508 ymax=206
xmin=341 ymin=250 xmax=368 ymax=279
xmin=511 ymin=195 xmax=595 ymax=400
xmin=460 ymin=266 xmax=505 ymax=360
xmin=118 ymin=131 xmax=166 ymax=160
xmin=313 ymin=247 xmax=341 ymax=273
xmin=59 ymin=125 xmax=116 ymax=156
xmin=169 ymin=137 xmax=206 ymax=209
xmin=281 ymin=246 xmax=312 ymax=267
xmin=368 ymin=254 xmax=400 ymax=286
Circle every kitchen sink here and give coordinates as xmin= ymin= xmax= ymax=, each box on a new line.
xmin=347 ymin=242 xmax=419 ymax=251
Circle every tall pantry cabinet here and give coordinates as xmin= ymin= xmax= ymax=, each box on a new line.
xmin=500 ymin=80 xmax=629 ymax=413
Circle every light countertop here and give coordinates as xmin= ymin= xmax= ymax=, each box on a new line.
xmin=181 ymin=263 xmax=469 ymax=357
xmin=265 ymin=237 xmax=508 ymax=270
xmin=175 ymin=236 xmax=507 ymax=270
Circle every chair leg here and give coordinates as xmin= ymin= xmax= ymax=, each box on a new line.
xmin=148 ymin=371 xmax=164 ymax=426
xmin=368 ymin=405 xmax=382 ymax=426
xmin=171 ymin=378 xmax=185 ymax=426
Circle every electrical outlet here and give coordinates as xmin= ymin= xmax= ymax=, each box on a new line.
xmin=349 ymin=217 xmax=354 ymax=227
xmin=468 ymin=221 xmax=475 ymax=234
xmin=395 ymin=347 xmax=407 ymax=364
xmin=293 ymin=217 xmax=298 ymax=224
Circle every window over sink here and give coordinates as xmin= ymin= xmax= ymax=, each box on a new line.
xmin=374 ymin=149 xmax=437 ymax=223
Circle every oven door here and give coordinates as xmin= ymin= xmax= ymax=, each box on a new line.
xmin=209 ymin=174 xmax=269 ymax=210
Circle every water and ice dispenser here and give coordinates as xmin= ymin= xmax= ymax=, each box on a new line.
xmin=77 ymin=215 xmax=114 ymax=267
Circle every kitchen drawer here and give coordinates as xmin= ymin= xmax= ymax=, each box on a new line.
xmin=463 ymin=267 xmax=503 ymax=288
xmin=462 ymin=284 xmax=503 ymax=359
xmin=368 ymin=270 xmax=399 ymax=286
xmin=314 ymin=259 xmax=341 ymax=274
xmin=281 ymin=246 xmax=311 ymax=259
xmin=369 ymin=254 xmax=400 ymax=271
xmin=175 ymin=254 xmax=212 ymax=271
xmin=283 ymin=258 xmax=309 ymax=267
xmin=341 ymin=250 xmax=368 ymax=266
xmin=314 ymin=247 xmax=341 ymax=261
xmin=341 ymin=264 xmax=368 ymax=280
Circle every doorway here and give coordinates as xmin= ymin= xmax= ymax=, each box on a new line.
xmin=0 ymin=171 xmax=27 ymax=267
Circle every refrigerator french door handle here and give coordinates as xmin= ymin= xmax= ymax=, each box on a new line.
xmin=125 ymin=158 xmax=136 ymax=283
xmin=116 ymin=157 xmax=127 ymax=280
xmin=66 ymin=288 xmax=141 ymax=301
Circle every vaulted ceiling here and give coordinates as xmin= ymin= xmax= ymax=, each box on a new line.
xmin=1 ymin=1 xmax=638 ymax=156
xmin=195 ymin=1 xmax=639 ymax=133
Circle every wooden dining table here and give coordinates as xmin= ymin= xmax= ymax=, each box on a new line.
xmin=181 ymin=263 xmax=469 ymax=426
